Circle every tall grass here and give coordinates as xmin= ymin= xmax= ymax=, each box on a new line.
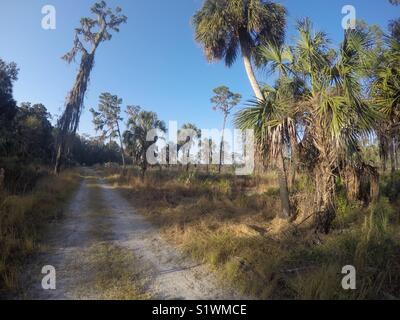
xmin=0 ymin=169 xmax=81 ymax=296
xmin=101 ymin=166 xmax=400 ymax=300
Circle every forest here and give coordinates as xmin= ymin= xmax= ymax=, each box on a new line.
xmin=0 ymin=0 xmax=399 ymax=300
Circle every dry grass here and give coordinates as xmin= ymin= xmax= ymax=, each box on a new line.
xmin=69 ymin=243 xmax=151 ymax=300
xmin=0 ymin=169 xmax=81 ymax=296
xmin=99 ymin=166 xmax=400 ymax=300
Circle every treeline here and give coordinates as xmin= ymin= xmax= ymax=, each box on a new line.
xmin=0 ymin=59 xmax=121 ymax=194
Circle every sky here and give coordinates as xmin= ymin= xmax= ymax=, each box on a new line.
xmin=0 ymin=0 xmax=398 ymax=137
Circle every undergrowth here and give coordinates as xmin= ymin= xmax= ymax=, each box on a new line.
xmin=101 ymin=166 xmax=400 ymax=300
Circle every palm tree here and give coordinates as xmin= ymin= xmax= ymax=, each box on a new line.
xmin=236 ymin=39 xmax=306 ymax=219
xmin=178 ymin=123 xmax=201 ymax=172
xmin=370 ymin=36 xmax=400 ymax=174
xmin=54 ymin=1 xmax=127 ymax=174
xmin=291 ymin=20 xmax=377 ymax=233
xmin=193 ymin=0 xmax=286 ymax=101
xmin=235 ymin=79 xmax=298 ymax=219
xmin=259 ymin=43 xmax=303 ymax=186
xmin=238 ymin=19 xmax=378 ymax=232
xmin=124 ymin=106 xmax=166 ymax=179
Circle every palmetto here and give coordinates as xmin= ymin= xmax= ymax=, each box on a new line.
xmin=236 ymin=19 xmax=378 ymax=232
xmin=369 ymin=36 xmax=400 ymax=173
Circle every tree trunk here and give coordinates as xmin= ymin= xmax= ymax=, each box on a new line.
xmin=239 ymin=35 xmax=264 ymax=101
xmin=54 ymin=52 xmax=95 ymax=174
xmin=186 ymin=148 xmax=190 ymax=172
xmin=141 ymin=155 xmax=147 ymax=181
xmin=390 ymin=138 xmax=396 ymax=175
xmin=116 ymin=122 xmax=126 ymax=169
xmin=343 ymin=164 xmax=359 ymax=202
xmin=289 ymin=127 xmax=299 ymax=189
xmin=219 ymin=115 xmax=227 ymax=174
xmin=370 ymin=168 xmax=380 ymax=203
xmin=314 ymin=159 xmax=336 ymax=234
xmin=54 ymin=140 xmax=64 ymax=174
xmin=276 ymin=148 xmax=291 ymax=219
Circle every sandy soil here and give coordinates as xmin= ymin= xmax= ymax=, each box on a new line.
xmin=19 ymin=169 xmax=243 ymax=300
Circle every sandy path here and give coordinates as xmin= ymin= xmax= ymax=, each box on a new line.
xmin=19 ymin=169 xmax=243 ymax=300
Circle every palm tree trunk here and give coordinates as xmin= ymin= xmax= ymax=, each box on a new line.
xmin=219 ymin=115 xmax=227 ymax=173
xmin=242 ymin=54 xmax=264 ymax=101
xmin=289 ymin=127 xmax=299 ymax=188
xmin=239 ymin=36 xmax=264 ymax=101
xmin=276 ymin=148 xmax=291 ymax=219
xmin=314 ymin=154 xmax=336 ymax=234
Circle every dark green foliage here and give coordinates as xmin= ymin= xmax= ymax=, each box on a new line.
xmin=70 ymin=135 xmax=121 ymax=166
xmin=123 ymin=106 xmax=166 ymax=177
xmin=0 ymin=59 xmax=18 ymax=152
xmin=0 ymin=58 xmax=120 ymax=194
xmin=381 ymin=172 xmax=400 ymax=201
xmin=13 ymin=103 xmax=53 ymax=163
xmin=90 ymin=93 xmax=126 ymax=167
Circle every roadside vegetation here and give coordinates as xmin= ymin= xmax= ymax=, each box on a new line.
xmin=102 ymin=166 xmax=400 ymax=299
xmin=0 ymin=2 xmax=126 ymax=296
xmin=0 ymin=170 xmax=81 ymax=296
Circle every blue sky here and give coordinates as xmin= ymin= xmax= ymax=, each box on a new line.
xmin=0 ymin=0 xmax=398 ymax=136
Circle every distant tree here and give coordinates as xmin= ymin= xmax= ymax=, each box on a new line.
xmin=55 ymin=1 xmax=127 ymax=174
xmin=0 ymin=59 xmax=19 ymax=155
xmin=178 ymin=123 xmax=201 ymax=172
xmin=200 ymin=137 xmax=217 ymax=173
xmin=123 ymin=106 xmax=166 ymax=179
xmin=70 ymin=134 xmax=121 ymax=166
xmin=193 ymin=0 xmax=286 ymax=101
xmin=90 ymin=93 xmax=126 ymax=169
xmin=14 ymin=103 xmax=53 ymax=163
xmin=211 ymin=86 xmax=241 ymax=173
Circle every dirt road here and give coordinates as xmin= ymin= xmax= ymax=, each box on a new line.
xmin=19 ymin=169 xmax=243 ymax=300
